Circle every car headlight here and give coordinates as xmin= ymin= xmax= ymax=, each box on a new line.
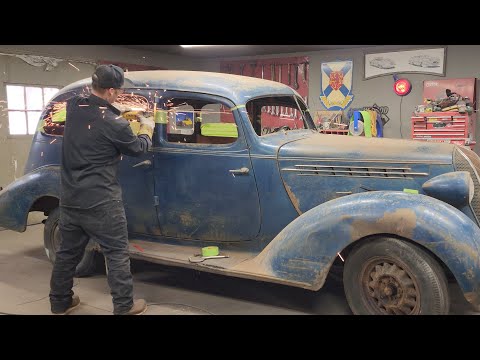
xmin=422 ymin=171 xmax=473 ymax=208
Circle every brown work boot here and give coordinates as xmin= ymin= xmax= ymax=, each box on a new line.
xmin=52 ymin=294 xmax=80 ymax=315
xmin=123 ymin=299 xmax=147 ymax=315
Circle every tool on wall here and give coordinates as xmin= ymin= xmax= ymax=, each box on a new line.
xmin=288 ymin=63 xmax=291 ymax=85
xmin=250 ymin=61 xmax=256 ymax=77
xmin=303 ymin=61 xmax=309 ymax=83
xmin=271 ymin=63 xmax=275 ymax=81
xmin=278 ymin=64 xmax=283 ymax=115
xmin=292 ymin=64 xmax=299 ymax=89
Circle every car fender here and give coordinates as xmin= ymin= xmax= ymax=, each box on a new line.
xmin=245 ymin=191 xmax=480 ymax=306
xmin=0 ymin=166 xmax=60 ymax=232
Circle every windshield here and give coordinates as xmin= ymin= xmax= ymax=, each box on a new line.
xmin=245 ymin=95 xmax=316 ymax=136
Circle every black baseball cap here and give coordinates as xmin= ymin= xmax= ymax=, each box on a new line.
xmin=92 ymin=64 xmax=125 ymax=89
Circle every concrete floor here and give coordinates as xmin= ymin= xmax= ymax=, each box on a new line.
xmin=0 ymin=224 xmax=477 ymax=315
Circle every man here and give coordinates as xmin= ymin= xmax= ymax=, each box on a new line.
xmin=49 ymin=64 xmax=155 ymax=315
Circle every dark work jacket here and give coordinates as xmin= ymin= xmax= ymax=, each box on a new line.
xmin=60 ymin=94 xmax=152 ymax=209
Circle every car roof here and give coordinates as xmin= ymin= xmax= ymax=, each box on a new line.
xmin=57 ymin=70 xmax=300 ymax=104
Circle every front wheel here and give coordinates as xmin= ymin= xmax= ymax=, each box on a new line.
xmin=43 ymin=207 xmax=101 ymax=277
xmin=343 ymin=237 xmax=450 ymax=315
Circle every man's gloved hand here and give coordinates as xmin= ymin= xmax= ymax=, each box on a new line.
xmin=138 ymin=114 xmax=155 ymax=131
xmin=137 ymin=114 xmax=155 ymax=139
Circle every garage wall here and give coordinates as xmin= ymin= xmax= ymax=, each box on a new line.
xmin=3 ymin=44 xmax=479 ymax=190
xmin=0 ymin=45 xmax=203 ymax=190
xmin=206 ymin=45 xmax=480 ymax=150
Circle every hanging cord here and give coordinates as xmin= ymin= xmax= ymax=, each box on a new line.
xmin=399 ymin=96 xmax=404 ymax=139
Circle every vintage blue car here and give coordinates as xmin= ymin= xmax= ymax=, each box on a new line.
xmin=1 ymin=71 xmax=480 ymax=315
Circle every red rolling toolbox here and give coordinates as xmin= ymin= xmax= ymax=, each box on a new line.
xmin=411 ymin=111 xmax=476 ymax=150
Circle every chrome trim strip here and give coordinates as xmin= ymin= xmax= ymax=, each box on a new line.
xmin=293 ymin=164 xmax=413 ymax=171
xmin=151 ymin=147 xmax=244 ymax=154
xmin=297 ymin=174 xmax=414 ymax=179
xmin=282 ymin=168 xmax=428 ymax=176
xmin=250 ymin=155 xmax=277 ymax=159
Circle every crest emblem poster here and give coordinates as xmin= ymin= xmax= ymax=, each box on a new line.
xmin=320 ymin=60 xmax=354 ymax=110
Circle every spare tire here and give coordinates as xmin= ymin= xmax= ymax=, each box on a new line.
xmin=43 ymin=207 xmax=100 ymax=277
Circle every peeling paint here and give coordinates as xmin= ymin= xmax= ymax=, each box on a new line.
xmin=350 ymin=208 xmax=416 ymax=240
xmin=284 ymin=183 xmax=301 ymax=214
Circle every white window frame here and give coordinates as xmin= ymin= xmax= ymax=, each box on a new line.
xmin=6 ymin=84 xmax=60 ymax=136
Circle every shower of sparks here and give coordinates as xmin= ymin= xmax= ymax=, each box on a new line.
xmin=43 ymin=93 xmax=152 ymax=135
xmin=114 ymin=93 xmax=151 ymax=112
xmin=68 ymin=62 xmax=80 ymax=71
xmin=337 ymin=252 xmax=344 ymax=262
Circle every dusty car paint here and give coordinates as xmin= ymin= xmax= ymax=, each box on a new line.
xmin=1 ymin=71 xmax=480 ymax=309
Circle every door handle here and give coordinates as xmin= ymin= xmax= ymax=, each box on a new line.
xmin=229 ymin=167 xmax=249 ymax=175
xmin=132 ymin=159 xmax=152 ymax=168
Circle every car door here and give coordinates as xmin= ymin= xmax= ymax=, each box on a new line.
xmin=117 ymin=90 xmax=161 ymax=237
xmin=118 ymin=150 xmax=160 ymax=236
xmin=152 ymin=91 xmax=261 ymax=242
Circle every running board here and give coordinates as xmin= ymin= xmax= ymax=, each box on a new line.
xmin=128 ymin=239 xmax=311 ymax=289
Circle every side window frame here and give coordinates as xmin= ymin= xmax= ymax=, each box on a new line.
xmin=155 ymin=91 xmax=247 ymax=150
xmin=37 ymin=88 xmax=82 ymax=139
xmin=244 ymin=95 xmax=316 ymax=137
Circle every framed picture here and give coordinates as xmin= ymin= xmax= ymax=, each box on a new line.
xmin=364 ymin=47 xmax=446 ymax=79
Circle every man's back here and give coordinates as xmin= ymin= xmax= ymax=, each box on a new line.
xmin=60 ymin=94 xmax=150 ymax=209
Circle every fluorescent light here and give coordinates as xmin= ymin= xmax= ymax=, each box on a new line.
xmin=180 ymin=45 xmax=209 ymax=48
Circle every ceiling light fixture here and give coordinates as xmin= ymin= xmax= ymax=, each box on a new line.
xmin=180 ymin=45 xmax=212 ymax=48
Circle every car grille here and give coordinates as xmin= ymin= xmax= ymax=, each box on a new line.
xmin=454 ymin=147 xmax=480 ymax=224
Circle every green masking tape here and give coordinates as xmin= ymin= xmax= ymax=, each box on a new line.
xmin=154 ymin=110 xmax=168 ymax=124
xmin=201 ymin=246 xmax=219 ymax=257
xmin=403 ymin=189 xmax=419 ymax=194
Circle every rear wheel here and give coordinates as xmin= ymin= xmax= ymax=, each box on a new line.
xmin=343 ymin=237 xmax=450 ymax=315
xmin=43 ymin=207 xmax=100 ymax=277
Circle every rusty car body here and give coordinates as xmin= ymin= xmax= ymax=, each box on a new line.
xmin=1 ymin=70 xmax=480 ymax=314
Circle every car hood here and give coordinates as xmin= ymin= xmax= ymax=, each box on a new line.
xmin=277 ymin=133 xmax=454 ymax=163
xmin=277 ymin=133 xmax=456 ymax=214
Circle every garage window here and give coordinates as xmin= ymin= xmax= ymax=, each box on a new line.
xmin=6 ymin=84 xmax=59 ymax=135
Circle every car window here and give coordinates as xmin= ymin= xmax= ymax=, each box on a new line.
xmin=245 ymin=95 xmax=315 ymax=136
xmin=164 ymin=97 xmax=238 ymax=145
xmin=41 ymin=90 xmax=82 ymax=136
xmin=40 ymin=88 xmax=155 ymax=138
